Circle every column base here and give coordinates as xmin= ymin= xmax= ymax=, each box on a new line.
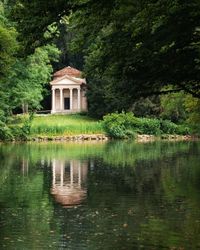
xmin=51 ymin=109 xmax=81 ymax=114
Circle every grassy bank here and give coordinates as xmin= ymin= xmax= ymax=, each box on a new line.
xmin=3 ymin=112 xmax=197 ymax=142
xmin=30 ymin=114 xmax=103 ymax=136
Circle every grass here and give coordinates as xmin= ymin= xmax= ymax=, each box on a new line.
xmin=30 ymin=114 xmax=104 ymax=136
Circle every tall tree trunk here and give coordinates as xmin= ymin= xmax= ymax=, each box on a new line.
xmin=22 ymin=103 xmax=29 ymax=114
xmin=22 ymin=103 xmax=25 ymax=114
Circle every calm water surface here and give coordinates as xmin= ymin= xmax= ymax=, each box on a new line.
xmin=0 ymin=141 xmax=200 ymax=250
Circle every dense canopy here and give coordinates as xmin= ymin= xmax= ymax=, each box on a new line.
xmin=0 ymin=0 xmax=200 ymax=119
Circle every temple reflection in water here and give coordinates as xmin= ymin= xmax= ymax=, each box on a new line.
xmin=51 ymin=159 xmax=88 ymax=207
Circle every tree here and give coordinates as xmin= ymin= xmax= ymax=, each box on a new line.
xmin=131 ymin=96 xmax=161 ymax=118
xmin=7 ymin=0 xmax=73 ymax=54
xmin=0 ymin=1 xmax=18 ymax=77
xmin=185 ymin=96 xmax=200 ymax=133
xmin=0 ymin=1 xmax=18 ymax=120
xmin=3 ymin=0 xmax=200 ymax=119
xmin=69 ymin=0 xmax=200 ymax=117
xmin=160 ymin=91 xmax=188 ymax=123
xmin=8 ymin=44 xmax=60 ymax=113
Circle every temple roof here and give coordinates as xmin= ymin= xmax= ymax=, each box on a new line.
xmin=53 ymin=66 xmax=82 ymax=79
xmin=51 ymin=66 xmax=86 ymax=85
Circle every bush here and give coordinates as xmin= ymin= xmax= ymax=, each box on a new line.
xmin=102 ymin=112 xmax=138 ymax=139
xmin=160 ymin=120 xmax=178 ymax=134
xmin=160 ymin=120 xmax=190 ymax=135
xmin=138 ymin=118 xmax=161 ymax=135
xmin=9 ymin=125 xmax=30 ymax=141
xmin=103 ymin=112 xmax=190 ymax=139
xmin=1 ymin=113 xmax=34 ymax=141
xmin=175 ymin=125 xmax=191 ymax=135
xmin=0 ymin=121 xmax=13 ymax=141
xmin=21 ymin=113 xmax=34 ymax=135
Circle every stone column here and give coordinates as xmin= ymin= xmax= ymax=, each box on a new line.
xmin=77 ymin=87 xmax=81 ymax=111
xmin=70 ymin=88 xmax=73 ymax=111
xmin=60 ymin=88 xmax=63 ymax=111
xmin=52 ymin=88 xmax=55 ymax=113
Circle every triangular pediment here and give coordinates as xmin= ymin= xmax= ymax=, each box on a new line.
xmin=50 ymin=74 xmax=86 ymax=85
xmin=54 ymin=66 xmax=82 ymax=78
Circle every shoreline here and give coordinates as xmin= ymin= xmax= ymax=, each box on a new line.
xmin=1 ymin=134 xmax=199 ymax=143
xmin=136 ymin=134 xmax=199 ymax=142
xmin=29 ymin=134 xmax=109 ymax=142
xmin=28 ymin=134 xmax=199 ymax=142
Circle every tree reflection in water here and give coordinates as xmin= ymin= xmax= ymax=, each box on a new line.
xmin=51 ymin=159 xmax=88 ymax=207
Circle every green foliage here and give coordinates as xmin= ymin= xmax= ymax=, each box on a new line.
xmin=175 ymin=125 xmax=191 ymax=135
xmin=0 ymin=113 xmax=34 ymax=141
xmin=160 ymin=120 xmax=190 ymax=135
xmin=0 ymin=1 xmax=19 ymax=121
xmin=103 ymin=112 xmax=139 ymax=139
xmin=7 ymin=0 xmax=72 ymax=54
xmin=21 ymin=112 xmax=34 ymax=137
xmin=159 ymin=91 xmax=199 ymax=134
xmin=160 ymin=90 xmax=188 ymax=123
xmin=9 ymin=126 xmax=27 ymax=141
xmin=0 ymin=0 xmax=199 ymax=141
xmin=0 ymin=1 xmax=18 ymax=77
xmin=160 ymin=120 xmax=178 ymax=134
xmin=69 ymin=0 xmax=200 ymax=117
xmin=1 ymin=114 xmax=103 ymax=140
xmin=0 ymin=121 xmax=13 ymax=141
xmin=8 ymin=44 xmax=60 ymax=112
xmin=139 ymin=118 xmax=161 ymax=135
xmin=185 ymin=96 xmax=200 ymax=134
xmin=131 ymin=96 xmax=161 ymax=118
xmin=103 ymin=112 xmax=190 ymax=139
xmin=3 ymin=0 xmax=200 ymax=122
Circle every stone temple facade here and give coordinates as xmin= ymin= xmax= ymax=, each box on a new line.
xmin=50 ymin=66 xmax=87 ymax=114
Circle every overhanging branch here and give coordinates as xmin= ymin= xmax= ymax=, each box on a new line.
xmin=141 ymin=88 xmax=183 ymax=97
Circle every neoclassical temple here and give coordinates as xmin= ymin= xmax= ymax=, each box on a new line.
xmin=50 ymin=66 xmax=87 ymax=114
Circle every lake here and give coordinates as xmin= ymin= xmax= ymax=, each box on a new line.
xmin=0 ymin=141 xmax=200 ymax=249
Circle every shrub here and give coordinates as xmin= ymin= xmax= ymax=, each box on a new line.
xmin=160 ymin=120 xmax=178 ymax=134
xmin=106 ymin=124 xmax=126 ymax=139
xmin=7 ymin=113 xmax=34 ymax=141
xmin=0 ymin=121 xmax=13 ymax=141
xmin=160 ymin=120 xmax=190 ymax=135
xmin=21 ymin=113 xmax=34 ymax=136
xmin=138 ymin=118 xmax=161 ymax=135
xmin=102 ymin=112 xmax=138 ymax=139
xmin=9 ymin=126 xmax=27 ymax=140
xmin=175 ymin=125 xmax=191 ymax=135
xmin=102 ymin=112 xmax=191 ymax=138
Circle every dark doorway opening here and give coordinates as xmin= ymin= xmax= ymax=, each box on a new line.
xmin=64 ymin=98 xmax=70 ymax=110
